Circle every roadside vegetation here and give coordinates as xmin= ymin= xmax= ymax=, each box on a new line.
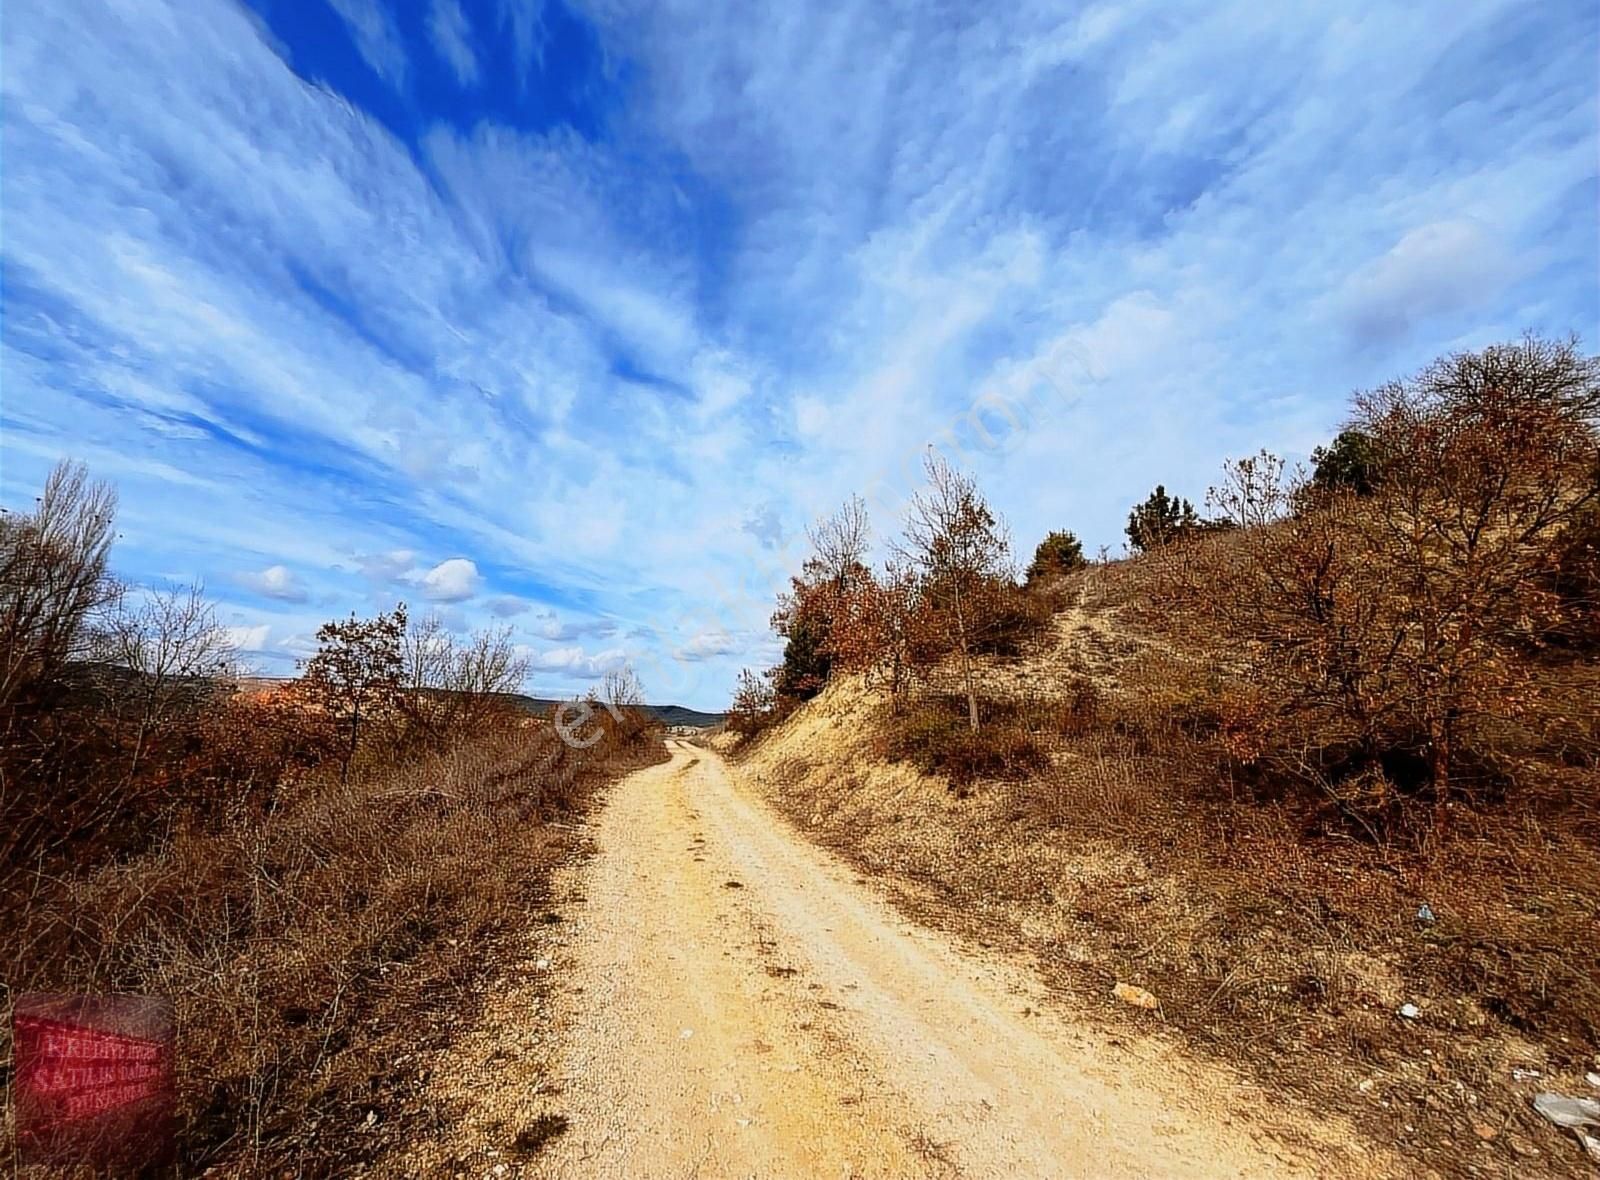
xmin=729 ymin=334 xmax=1600 ymax=1176
xmin=0 ymin=461 xmax=663 ymax=1174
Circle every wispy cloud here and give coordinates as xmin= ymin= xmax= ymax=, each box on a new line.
xmin=328 ymin=0 xmax=408 ymax=87
xmin=353 ymin=550 xmax=419 ymax=584
xmin=428 ymin=0 xmax=480 ymax=87
xmin=487 ymin=595 xmax=532 ymax=617
xmin=2 ymin=0 xmax=1594 ymax=708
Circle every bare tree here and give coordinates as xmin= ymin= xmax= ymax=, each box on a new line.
xmin=401 ymin=613 xmax=455 ymax=696
xmin=0 ymin=460 xmax=119 ymax=718
xmin=1207 ymin=450 xmax=1293 ymax=530
xmin=99 ymin=582 xmax=236 ymax=778
xmin=398 ymin=615 xmax=528 ymax=739
xmin=895 ymin=452 xmax=1011 ymax=732
xmin=601 ymin=664 xmax=644 ymax=710
xmin=807 ymin=495 xmax=871 ymax=592
xmin=449 ymin=625 xmax=528 ymax=730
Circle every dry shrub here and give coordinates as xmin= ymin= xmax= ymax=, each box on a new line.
xmin=1 ymin=711 xmax=662 ymax=1174
xmin=970 ymin=581 xmax=1054 ymax=657
xmin=1146 ymin=338 xmax=1600 ymax=839
xmin=881 ymin=694 xmax=1047 ymax=788
xmin=1025 ymin=745 xmax=1154 ymax=836
xmin=1545 ymin=501 xmax=1600 ymax=651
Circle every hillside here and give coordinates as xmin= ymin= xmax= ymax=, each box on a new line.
xmin=730 ymin=556 xmax=1600 ymax=1179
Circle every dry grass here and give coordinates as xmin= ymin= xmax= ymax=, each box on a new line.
xmin=1 ymin=712 xmax=664 ymax=1176
xmin=737 ymin=572 xmax=1600 ymax=1177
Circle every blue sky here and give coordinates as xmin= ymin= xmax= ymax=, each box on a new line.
xmin=2 ymin=0 xmax=1596 ymax=709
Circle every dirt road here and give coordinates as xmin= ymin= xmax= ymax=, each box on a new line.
xmin=478 ymin=740 xmax=1375 ymax=1179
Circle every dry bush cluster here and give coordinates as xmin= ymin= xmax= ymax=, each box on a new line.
xmin=1 ymin=461 xmax=664 ymax=1173
xmin=1148 ymin=335 xmax=1599 ymax=837
xmin=879 ymin=693 xmax=1050 ymax=790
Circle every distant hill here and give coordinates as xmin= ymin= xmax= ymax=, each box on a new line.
xmin=500 ymin=694 xmax=725 ymax=729
xmin=233 ymin=678 xmax=723 ymax=728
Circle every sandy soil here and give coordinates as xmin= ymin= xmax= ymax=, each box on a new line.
xmin=406 ymin=740 xmax=1392 ymax=1178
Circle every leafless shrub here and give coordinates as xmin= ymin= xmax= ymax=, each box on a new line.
xmin=727 ymin=667 xmax=779 ymax=737
xmin=1205 ymin=449 xmax=1293 ymax=530
xmin=96 ymin=582 xmax=237 ymax=779
xmin=402 ymin=614 xmax=529 ymax=740
xmin=601 ymin=664 xmax=644 ymax=709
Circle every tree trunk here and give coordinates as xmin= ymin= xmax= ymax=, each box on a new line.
xmin=953 ymin=580 xmax=978 ymax=732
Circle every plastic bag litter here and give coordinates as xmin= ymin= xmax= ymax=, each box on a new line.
xmin=1532 ymin=1093 xmax=1600 ymax=1164
xmin=1534 ymin=1093 xmax=1600 ymax=1128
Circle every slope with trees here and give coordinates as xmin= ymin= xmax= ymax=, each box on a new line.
xmin=728 ymin=334 xmax=1600 ymax=1178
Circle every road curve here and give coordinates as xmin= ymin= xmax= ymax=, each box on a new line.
xmin=529 ymin=740 xmax=1360 ymax=1179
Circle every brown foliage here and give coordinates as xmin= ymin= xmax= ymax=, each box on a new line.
xmin=824 ymin=561 xmax=921 ymax=705
xmin=1158 ymin=336 xmax=1600 ymax=830
xmin=2 ymin=716 xmax=662 ymax=1173
xmin=301 ymin=604 xmax=408 ymax=778
xmin=727 ymin=667 xmax=788 ymax=737
xmin=1545 ymin=502 xmax=1600 ymax=650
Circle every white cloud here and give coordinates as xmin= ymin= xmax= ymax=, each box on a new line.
xmin=419 ymin=557 xmax=482 ymax=602
xmin=275 ymin=632 xmax=320 ymax=661
xmin=328 ymin=0 xmax=408 ymax=87
xmin=224 ymin=623 xmax=271 ymax=651
xmin=238 ymin=564 xmax=308 ymax=602
xmin=522 ymin=643 xmax=630 ymax=680
xmin=676 ymin=630 xmax=739 ymax=661
xmin=428 ymin=0 xmax=480 ymax=87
